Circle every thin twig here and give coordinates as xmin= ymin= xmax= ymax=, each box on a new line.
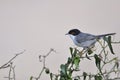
xmin=32 ymin=48 xmax=56 ymax=80
xmin=8 ymin=63 xmax=12 ymax=80
xmin=0 ymin=50 xmax=25 ymax=69
xmin=12 ymin=66 xmax=16 ymax=80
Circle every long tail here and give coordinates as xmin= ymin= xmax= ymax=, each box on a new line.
xmin=96 ymin=33 xmax=116 ymax=38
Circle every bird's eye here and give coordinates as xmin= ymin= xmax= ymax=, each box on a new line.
xmin=70 ymin=31 xmax=75 ymax=35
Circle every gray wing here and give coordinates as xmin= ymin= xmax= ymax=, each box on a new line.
xmin=75 ymin=32 xmax=96 ymax=43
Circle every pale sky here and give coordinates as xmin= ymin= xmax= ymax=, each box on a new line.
xmin=0 ymin=0 xmax=120 ymax=80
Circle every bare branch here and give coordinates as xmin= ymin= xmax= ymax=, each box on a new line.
xmin=0 ymin=50 xmax=25 ymax=69
xmin=32 ymin=48 xmax=56 ymax=80
xmin=12 ymin=66 xmax=16 ymax=80
xmin=0 ymin=50 xmax=25 ymax=80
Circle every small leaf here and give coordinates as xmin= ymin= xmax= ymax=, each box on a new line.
xmin=94 ymin=54 xmax=101 ymax=69
xmin=103 ymin=36 xmax=115 ymax=54
xmin=73 ymin=48 xmax=77 ymax=57
xmin=69 ymin=47 xmax=73 ymax=55
xmin=94 ymin=75 xmax=102 ymax=80
xmin=94 ymin=54 xmax=103 ymax=74
xmin=108 ymin=36 xmax=115 ymax=54
xmin=67 ymin=57 xmax=72 ymax=64
xmin=50 ymin=73 xmax=53 ymax=80
xmin=103 ymin=36 xmax=107 ymax=41
xmin=83 ymin=72 xmax=87 ymax=80
xmin=30 ymin=76 xmax=33 ymax=80
xmin=74 ymin=57 xmax=80 ymax=69
xmin=60 ymin=64 xmax=67 ymax=75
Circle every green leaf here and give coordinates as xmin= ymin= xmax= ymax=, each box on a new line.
xmin=74 ymin=57 xmax=80 ymax=69
xmin=30 ymin=76 xmax=33 ymax=80
xmin=94 ymin=75 xmax=102 ymax=80
xmin=67 ymin=57 xmax=72 ymax=64
xmin=73 ymin=48 xmax=77 ymax=57
xmin=50 ymin=73 xmax=53 ymax=80
xmin=60 ymin=64 xmax=67 ymax=75
xmin=103 ymin=36 xmax=115 ymax=54
xmin=83 ymin=72 xmax=87 ymax=80
xmin=108 ymin=36 xmax=115 ymax=54
xmin=70 ymin=47 xmax=73 ymax=54
xmin=94 ymin=54 xmax=101 ymax=69
xmin=103 ymin=36 xmax=107 ymax=41
xmin=94 ymin=54 xmax=103 ymax=74
xmin=60 ymin=64 xmax=72 ymax=80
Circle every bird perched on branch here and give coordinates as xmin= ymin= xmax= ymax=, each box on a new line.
xmin=66 ymin=29 xmax=116 ymax=49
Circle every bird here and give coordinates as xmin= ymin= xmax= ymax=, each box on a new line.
xmin=66 ymin=29 xmax=116 ymax=49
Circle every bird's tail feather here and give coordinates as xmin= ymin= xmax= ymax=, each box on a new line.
xmin=97 ymin=33 xmax=116 ymax=38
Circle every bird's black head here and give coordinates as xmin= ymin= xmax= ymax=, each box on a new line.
xmin=67 ymin=29 xmax=81 ymax=36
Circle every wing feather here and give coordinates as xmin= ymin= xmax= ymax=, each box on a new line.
xmin=75 ymin=32 xmax=95 ymax=43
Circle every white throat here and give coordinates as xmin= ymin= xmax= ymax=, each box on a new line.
xmin=68 ymin=35 xmax=80 ymax=46
xmin=69 ymin=35 xmax=76 ymax=41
